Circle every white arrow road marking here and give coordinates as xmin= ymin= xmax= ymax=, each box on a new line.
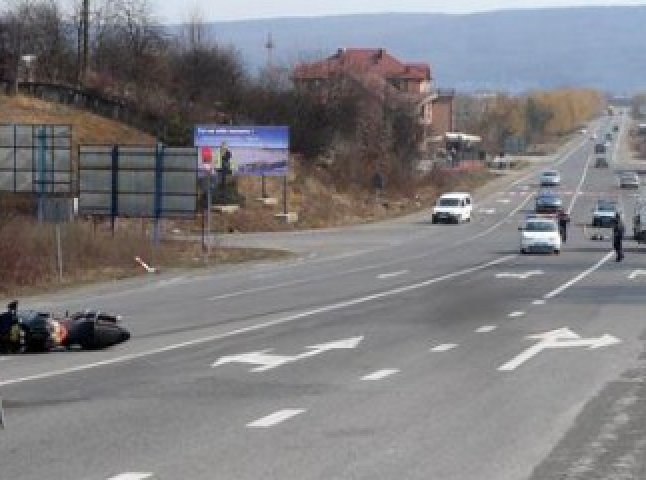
xmin=431 ymin=343 xmax=458 ymax=352
xmin=496 ymin=270 xmax=543 ymax=279
xmin=532 ymin=299 xmax=546 ymax=306
xmin=212 ymin=336 xmax=364 ymax=372
xmin=509 ymin=311 xmax=525 ymax=318
xmin=107 ymin=474 xmax=153 ymax=480
xmin=377 ymin=270 xmax=409 ymax=280
xmin=498 ymin=327 xmax=621 ymax=371
xmin=476 ymin=325 xmax=497 ymax=333
xmin=247 ymin=409 xmax=306 ymax=428
xmin=361 ymin=369 xmax=400 ymax=381
xmin=629 ymin=269 xmax=646 ymax=280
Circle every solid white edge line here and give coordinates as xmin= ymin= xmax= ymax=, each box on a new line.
xmin=361 ymin=369 xmax=400 ymax=381
xmin=431 ymin=343 xmax=458 ymax=352
xmin=247 ymin=409 xmax=306 ymax=428
xmin=0 ymin=255 xmax=514 ymax=387
xmin=544 ymin=251 xmax=614 ymax=299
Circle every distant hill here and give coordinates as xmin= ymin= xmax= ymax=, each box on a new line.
xmin=194 ymin=6 xmax=646 ymax=93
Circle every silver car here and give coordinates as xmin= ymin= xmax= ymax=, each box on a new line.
xmin=619 ymin=172 xmax=640 ymax=189
xmin=539 ymin=170 xmax=561 ymax=187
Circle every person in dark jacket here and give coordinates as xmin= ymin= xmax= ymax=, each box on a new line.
xmin=558 ymin=211 xmax=570 ymax=243
xmin=613 ymin=213 xmax=625 ymax=262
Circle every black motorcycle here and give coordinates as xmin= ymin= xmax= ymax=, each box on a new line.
xmin=0 ymin=301 xmax=130 ymax=353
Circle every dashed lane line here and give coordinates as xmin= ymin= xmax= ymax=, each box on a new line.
xmin=377 ymin=270 xmax=409 ymax=280
xmin=532 ymin=300 xmax=546 ymax=305
xmin=476 ymin=325 xmax=497 ymax=333
xmin=247 ymin=409 xmax=306 ymax=428
xmin=107 ymin=474 xmax=153 ymax=480
xmin=361 ymin=369 xmax=400 ymax=381
xmin=509 ymin=311 xmax=525 ymax=318
xmin=431 ymin=343 xmax=458 ymax=352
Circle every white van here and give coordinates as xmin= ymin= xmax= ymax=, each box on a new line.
xmin=431 ymin=192 xmax=473 ymax=224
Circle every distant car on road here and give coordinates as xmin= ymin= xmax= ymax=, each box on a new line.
xmin=431 ymin=192 xmax=472 ymax=224
xmin=519 ymin=216 xmax=561 ymax=255
xmin=619 ymin=172 xmax=640 ymax=189
xmin=594 ymin=143 xmax=606 ymax=154
xmin=539 ymin=170 xmax=561 ymax=187
xmin=592 ymin=199 xmax=619 ymax=227
xmin=594 ymin=157 xmax=608 ymax=168
xmin=535 ymin=191 xmax=564 ymax=214
xmin=613 ymin=125 xmax=619 ymax=133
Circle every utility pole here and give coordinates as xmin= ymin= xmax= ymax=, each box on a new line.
xmin=82 ymin=0 xmax=89 ymax=84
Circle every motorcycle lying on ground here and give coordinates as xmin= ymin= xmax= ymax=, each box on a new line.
xmin=0 ymin=301 xmax=130 ymax=353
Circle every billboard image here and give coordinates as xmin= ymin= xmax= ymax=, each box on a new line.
xmin=194 ymin=126 xmax=289 ymax=176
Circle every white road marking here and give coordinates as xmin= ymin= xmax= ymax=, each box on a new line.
xmin=478 ymin=208 xmax=496 ymax=215
xmin=431 ymin=343 xmax=458 ymax=352
xmin=496 ymin=270 xmax=543 ymax=279
xmin=0 ymin=357 xmax=9 ymax=362
xmin=247 ymin=409 xmax=306 ymax=428
xmin=212 ymin=336 xmax=363 ymax=372
xmin=532 ymin=300 xmax=546 ymax=305
xmin=544 ymin=251 xmax=613 ymax=299
xmin=377 ymin=270 xmax=409 ymax=280
xmin=0 ymin=256 xmax=513 ymax=387
xmin=361 ymin=369 xmax=400 ymax=381
xmin=629 ymin=269 xmax=646 ymax=280
xmin=497 ymin=198 xmax=511 ymax=204
xmin=509 ymin=311 xmax=525 ymax=318
xmin=476 ymin=325 xmax=497 ymax=333
xmin=107 ymin=474 xmax=153 ymax=480
xmin=498 ymin=327 xmax=621 ymax=371
xmin=567 ymin=154 xmax=593 ymax=215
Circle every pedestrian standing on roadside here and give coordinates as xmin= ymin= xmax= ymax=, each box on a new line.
xmin=613 ymin=212 xmax=625 ymax=262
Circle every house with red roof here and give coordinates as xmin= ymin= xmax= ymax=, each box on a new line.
xmin=292 ymin=48 xmax=455 ymax=150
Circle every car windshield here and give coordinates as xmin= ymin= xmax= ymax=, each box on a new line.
xmin=525 ymin=221 xmax=557 ymax=232
xmin=439 ymin=198 xmax=461 ymax=207
xmin=597 ymin=202 xmax=616 ymax=212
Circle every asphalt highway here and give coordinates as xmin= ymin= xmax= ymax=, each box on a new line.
xmin=2 ymin=112 xmax=646 ymax=480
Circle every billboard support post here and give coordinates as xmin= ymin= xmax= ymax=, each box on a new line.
xmin=153 ymin=143 xmax=164 ymax=245
xmin=37 ymin=126 xmax=47 ymax=222
xmin=110 ymin=145 xmax=119 ymax=236
xmin=56 ymin=223 xmax=63 ymax=282
xmin=206 ymin=168 xmax=212 ymax=259
xmin=283 ymin=175 xmax=288 ymax=215
xmin=261 ymin=175 xmax=267 ymax=198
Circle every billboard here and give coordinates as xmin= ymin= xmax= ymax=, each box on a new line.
xmin=78 ymin=145 xmax=197 ymax=218
xmin=0 ymin=124 xmax=72 ymax=193
xmin=194 ymin=125 xmax=289 ymax=176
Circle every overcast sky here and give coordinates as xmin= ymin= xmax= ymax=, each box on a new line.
xmin=145 ymin=0 xmax=646 ymax=23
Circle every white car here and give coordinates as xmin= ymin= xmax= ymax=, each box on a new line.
xmin=431 ymin=192 xmax=472 ymax=224
xmin=539 ymin=170 xmax=561 ymax=187
xmin=519 ymin=216 xmax=561 ymax=254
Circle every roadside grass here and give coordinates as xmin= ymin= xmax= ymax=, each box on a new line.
xmin=0 ymin=216 xmax=289 ymax=297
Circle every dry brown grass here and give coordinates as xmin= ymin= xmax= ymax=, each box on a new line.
xmin=0 ymin=216 xmax=289 ymax=297
xmin=0 ymin=94 xmax=155 ymax=148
